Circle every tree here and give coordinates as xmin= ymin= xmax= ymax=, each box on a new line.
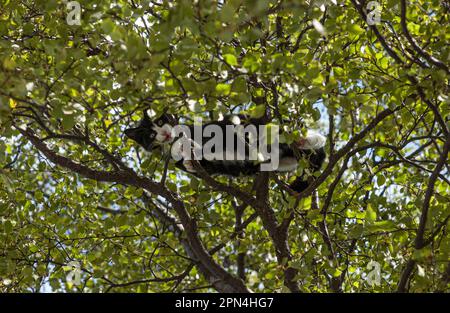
xmin=0 ymin=0 xmax=449 ymax=293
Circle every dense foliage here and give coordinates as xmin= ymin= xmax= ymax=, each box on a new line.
xmin=0 ymin=0 xmax=449 ymax=292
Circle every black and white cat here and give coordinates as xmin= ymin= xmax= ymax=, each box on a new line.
xmin=125 ymin=110 xmax=326 ymax=193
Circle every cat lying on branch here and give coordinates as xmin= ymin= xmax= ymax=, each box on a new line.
xmin=125 ymin=110 xmax=326 ymax=194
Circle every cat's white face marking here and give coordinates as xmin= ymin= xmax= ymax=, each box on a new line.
xmin=297 ymin=131 xmax=326 ymax=150
xmin=152 ymin=124 xmax=174 ymax=143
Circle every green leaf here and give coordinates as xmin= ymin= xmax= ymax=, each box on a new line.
xmin=101 ymin=19 xmax=115 ymax=34
xmin=223 ymin=54 xmax=238 ymax=66
xmin=215 ymin=83 xmax=231 ymax=95
xmin=249 ymin=105 xmax=266 ymax=119
xmin=366 ymin=204 xmax=377 ymax=223
xmin=365 ymin=220 xmax=397 ymax=233
xmin=348 ymin=24 xmax=364 ymax=35
xmin=61 ymin=114 xmax=76 ymax=130
xmin=3 ymin=220 xmax=13 ymax=234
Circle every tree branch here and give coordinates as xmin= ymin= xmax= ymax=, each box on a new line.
xmin=400 ymin=0 xmax=449 ymax=74
xmin=398 ymin=132 xmax=450 ymax=292
xmin=16 ymin=126 xmax=250 ymax=293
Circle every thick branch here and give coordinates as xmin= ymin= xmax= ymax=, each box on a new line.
xmin=17 ymin=126 xmax=249 ymax=293
xmin=398 ymin=133 xmax=450 ymax=292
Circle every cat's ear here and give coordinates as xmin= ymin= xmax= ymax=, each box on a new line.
xmin=124 ymin=127 xmax=142 ymax=141
xmin=141 ymin=109 xmax=153 ymax=126
xmin=143 ymin=109 xmax=152 ymax=121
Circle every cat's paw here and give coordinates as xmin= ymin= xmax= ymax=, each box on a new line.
xmin=183 ymin=160 xmax=197 ymax=173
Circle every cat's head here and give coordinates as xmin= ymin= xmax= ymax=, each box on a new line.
xmin=125 ymin=110 xmax=175 ymax=151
